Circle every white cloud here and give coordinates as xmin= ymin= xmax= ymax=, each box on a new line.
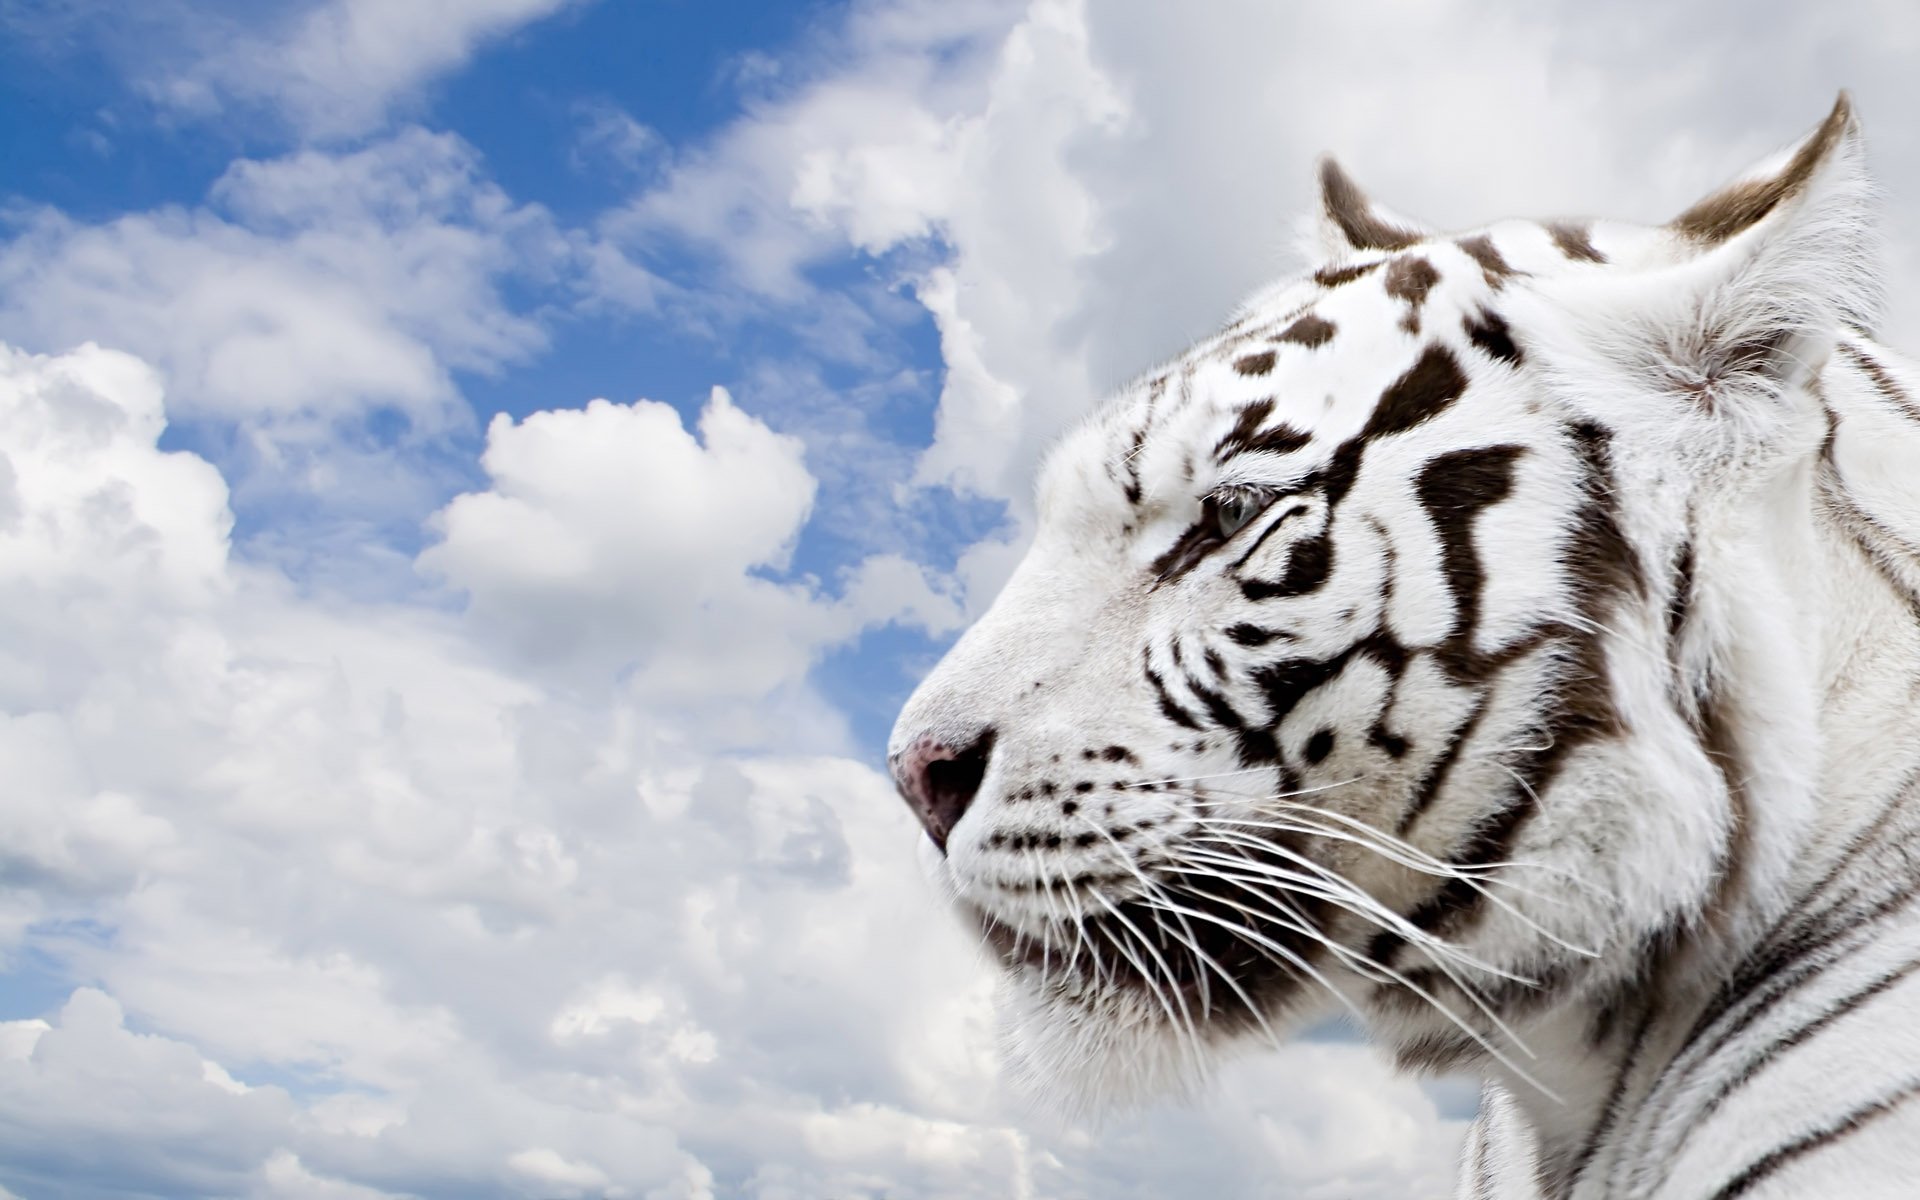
xmin=634 ymin=0 xmax=1920 ymax=526
xmin=251 ymin=1150 xmax=405 ymax=1200
xmin=0 ymin=129 xmax=556 ymax=440
xmin=0 ymin=341 xmax=1174 ymax=1199
xmin=570 ymin=100 xmax=665 ymax=179
xmin=11 ymin=1 xmax=1920 ymax=1196
xmin=151 ymin=0 xmax=588 ymax=140
xmin=0 ymin=342 xmax=715 ymax=1192
xmin=0 ymin=1020 xmax=50 ymax=1063
xmin=0 ymin=338 xmax=1461 ymax=1198
xmin=506 ymin=1147 xmax=613 ymax=1195
xmin=0 ymin=341 xmax=228 ymax=607
xmin=419 ymin=388 xmax=819 ymax=666
xmin=0 ymin=988 xmax=303 ymax=1198
xmin=417 ymin=385 xmax=961 ymax=749
xmin=592 ymin=1 xmax=1021 ymax=306
xmin=0 ymin=128 xmax=576 ymax=593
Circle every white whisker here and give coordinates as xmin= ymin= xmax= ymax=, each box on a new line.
xmin=1157 ymin=851 xmax=1559 ymax=1099
xmin=1183 ymin=808 xmax=1602 ymax=958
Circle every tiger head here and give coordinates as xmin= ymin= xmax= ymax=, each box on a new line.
xmin=888 ymin=97 xmax=1877 ymax=1109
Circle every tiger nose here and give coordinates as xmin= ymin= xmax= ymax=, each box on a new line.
xmin=890 ymin=728 xmax=997 ymax=854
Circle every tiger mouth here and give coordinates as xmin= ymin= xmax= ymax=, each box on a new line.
xmin=966 ymin=865 xmax=1326 ymax=1017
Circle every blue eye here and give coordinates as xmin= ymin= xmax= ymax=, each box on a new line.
xmin=1207 ymin=488 xmax=1268 ymax=538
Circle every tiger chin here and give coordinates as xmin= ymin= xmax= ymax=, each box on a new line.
xmin=890 ymin=93 xmax=1920 ymax=1199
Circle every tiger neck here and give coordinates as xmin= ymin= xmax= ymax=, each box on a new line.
xmin=1482 ymin=374 xmax=1920 ymax=1196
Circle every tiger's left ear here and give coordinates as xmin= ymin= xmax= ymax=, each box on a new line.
xmin=1310 ymin=157 xmax=1436 ymax=258
xmin=1625 ymin=93 xmax=1880 ymax=402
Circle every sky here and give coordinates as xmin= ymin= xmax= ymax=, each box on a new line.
xmin=0 ymin=1 xmax=1917 ymax=1197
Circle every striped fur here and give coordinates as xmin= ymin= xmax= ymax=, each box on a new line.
xmin=889 ymin=95 xmax=1920 ymax=1197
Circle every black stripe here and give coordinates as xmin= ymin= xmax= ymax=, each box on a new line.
xmin=1240 ymin=532 xmax=1333 ymax=600
xmin=1180 ymin=672 xmax=1243 ymax=730
xmin=1226 ymin=623 xmax=1282 ymax=647
xmin=1149 ymin=521 xmax=1216 ymax=584
xmin=1385 ymin=431 xmax=1631 ymax=946
xmin=1565 ymin=423 xmax=1647 ymax=596
xmin=1231 ymin=502 xmax=1313 ymax=570
xmin=1393 ymin=1030 xmax=1480 ymax=1072
xmin=1275 ymin=314 xmax=1337 ymax=348
xmin=1313 ymin=260 xmax=1383 ymax=288
xmin=1837 ymin=341 xmax=1920 ymax=426
xmin=1665 ymin=540 xmax=1695 ymax=655
xmin=1660 ymin=855 xmax=1920 ymax=1124
xmin=1548 ymin=222 xmax=1607 ymax=263
xmin=1464 ymin=1117 xmax=1491 ymax=1199
xmin=1185 ymin=674 xmax=1279 ymax=765
xmin=1235 ymin=424 xmax=1313 ymax=457
xmin=1679 ymin=956 xmax=1920 ymax=1150
xmin=1213 ymin=398 xmax=1278 ymax=460
xmin=1764 ymin=760 xmax=1920 ymax=954
xmin=1722 ymin=762 xmax=1920 ymax=1012
xmin=1120 ymin=375 xmax=1167 ymax=506
xmin=1362 ymin=345 xmax=1469 ymax=440
xmin=1384 ymin=255 xmax=1440 ymax=335
xmin=1463 ymin=308 xmax=1523 ymax=365
xmin=1403 ymin=773 xmax=1535 ymax=934
xmin=1393 ymin=695 xmax=1483 ymax=836
xmin=1558 ymin=1007 xmax=1654 ymax=1194
xmin=1455 ymin=235 xmax=1517 ymax=288
xmin=1471 ymin=1114 xmax=1497 ymax=1199
xmin=1122 ymin=422 xmax=1146 ymax=504
xmin=1821 ymin=474 xmax=1920 ymax=628
xmin=1695 ymin=667 xmax=1751 ymax=930
xmin=1145 ymin=661 xmax=1202 ymax=730
xmin=1414 ymin=444 xmax=1524 ymax=671
xmin=1706 ymin=1078 xmax=1920 ymax=1200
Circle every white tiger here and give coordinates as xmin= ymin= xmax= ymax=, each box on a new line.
xmin=886 ymin=94 xmax=1920 ymax=1198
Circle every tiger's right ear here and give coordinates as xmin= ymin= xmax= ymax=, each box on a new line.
xmin=1520 ymin=94 xmax=1879 ymax=447
xmin=1311 ymin=158 xmax=1435 ymax=258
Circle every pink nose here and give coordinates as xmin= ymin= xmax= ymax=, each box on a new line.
xmin=890 ymin=729 xmax=996 ymax=853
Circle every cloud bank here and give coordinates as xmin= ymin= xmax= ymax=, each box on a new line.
xmin=4 ymin=0 xmax=1919 ymax=1195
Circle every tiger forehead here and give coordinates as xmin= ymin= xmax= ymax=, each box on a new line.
xmin=1093 ymin=238 xmax=1520 ymax=504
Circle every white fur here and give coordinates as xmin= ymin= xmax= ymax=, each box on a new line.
xmin=892 ymin=98 xmax=1920 ymax=1197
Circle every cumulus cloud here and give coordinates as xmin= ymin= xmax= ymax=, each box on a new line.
xmin=590 ymin=0 xmax=1021 ymax=307
xmin=0 ymin=125 xmax=580 ymax=591
xmin=10 ymin=1 xmax=1920 ymax=1196
xmin=634 ymin=0 xmax=1920 ymax=522
xmin=420 ymin=388 xmax=820 ymax=666
xmin=0 ymin=333 xmax=1464 ymax=1198
xmin=0 ymin=989 xmax=304 ymax=1198
xmin=0 ymin=341 xmax=809 ymax=1195
xmin=417 ymin=385 xmax=962 ymax=747
xmin=0 ymin=129 xmax=557 ymax=439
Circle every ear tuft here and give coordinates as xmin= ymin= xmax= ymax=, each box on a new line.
xmin=1661 ymin=90 xmax=1883 ymax=370
xmin=1520 ymin=92 xmax=1881 ymax=439
xmin=1670 ymin=93 xmax=1860 ymax=246
xmin=1524 ymin=94 xmax=1882 ymax=441
xmin=1315 ymin=157 xmax=1430 ymax=256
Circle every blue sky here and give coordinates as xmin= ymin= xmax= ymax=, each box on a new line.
xmin=0 ymin=1 xmax=1914 ymax=1197
xmin=1 ymin=0 xmax=988 ymax=757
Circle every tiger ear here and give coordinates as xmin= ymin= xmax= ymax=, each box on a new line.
xmin=1648 ymin=92 xmax=1880 ymax=394
xmin=1311 ymin=157 xmax=1434 ymax=258
xmin=1540 ymin=94 xmax=1879 ymax=417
